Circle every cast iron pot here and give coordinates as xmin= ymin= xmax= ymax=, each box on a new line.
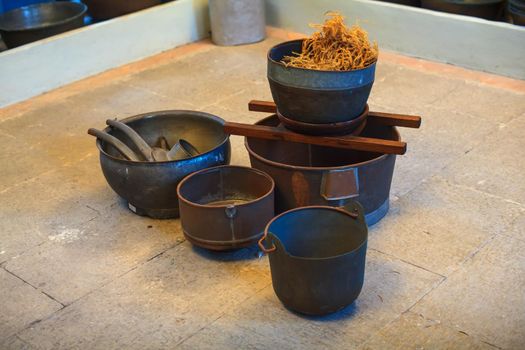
xmin=177 ymin=165 xmax=275 ymax=251
xmin=0 ymin=2 xmax=86 ymax=48
xmin=508 ymin=0 xmax=525 ymax=25
xmin=245 ymin=115 xmax=399 ymax=226
xmin=376 ymin=0 xmax=421 ymax=5
xmin=421 ymin=0 xmax=504 ymax=20
xmin=83 ymin=0 xmax=162 ymax=20
xmin=259 ymin=201 xmax=368 ymax=316
xmin=96 ymin=110 xmax=231 ymax=219
xmin=267 ymin=39 xmax=376 ymax=125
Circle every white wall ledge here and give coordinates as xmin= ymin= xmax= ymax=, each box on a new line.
xmin=0 ymin=0 xmax=209 ymax=108
xmin=1 ymin=0 xmax=523 ymax=109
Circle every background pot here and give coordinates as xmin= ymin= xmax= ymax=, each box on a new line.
xmin=267 ymin=39 xmax=376 ymax=124
xmin=83 ymin=0 xmax=162 ymax=20
xmin=421 ymin=0 xmax=505 ymax=20
xmin=507 ymin=0 xmax=525 ymax=25
xmin=376 ymin=0 xmax=421 ymax=6
xmin=209 ymin=0 xmax=266 ymax=46
xmin=0 ymin=0 xmax=54 ymax=13
xmin=0 ymin=2 xmax=86 ymax=48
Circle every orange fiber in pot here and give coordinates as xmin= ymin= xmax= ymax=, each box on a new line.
xmin=282 ymin=12 xmax=379 ymax=71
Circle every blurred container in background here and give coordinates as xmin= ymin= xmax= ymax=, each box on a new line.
xmin=209 ymin=0 xmax=266 ymax=46
xmin=1 ymin=0 xmax=54 ymax=13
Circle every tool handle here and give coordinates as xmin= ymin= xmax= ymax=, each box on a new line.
xmin=224 ymin=121 xmax=407 ymax=155
xmin=87 ymin=128 xmax=141 ymax=161
xmin=248 ymin=100 xmax=421 ymax=129
xmin=106 ymin=119 xmax=154 ymax=161
xmin=367 ymin=111 xmax=421 ymax=128
xmin=248 ymin=100 xmax=277 ymax=113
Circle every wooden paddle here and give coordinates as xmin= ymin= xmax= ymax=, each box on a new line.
xmin=224 ymin=121 xmax=407 ymax=155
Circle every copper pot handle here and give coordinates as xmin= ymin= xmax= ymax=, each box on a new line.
xmin=258 ymin=232 xmax=276 ymax=254
xmin=340 ymin=201 xmax=365 ymax=221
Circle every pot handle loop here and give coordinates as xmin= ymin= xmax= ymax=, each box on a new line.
xmin=341 ymin=200 xmax=366 ymax=222
xmin=258 ymin=232 xmax=276 ymax=254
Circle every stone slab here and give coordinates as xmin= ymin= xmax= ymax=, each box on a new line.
xmin=360 ymin=311 xmax=497 ymax=350
xmin=431 ymin=80 xmax=525 ymax=121
xmin=412 ymin=234 xmax=525 ymax=349
xmin=369 ymin=65 xmax=462 ymax=113
xmin=440 ymin=114 xmax=525 ymax=205
xmin=0 ymin=335 xmax=34 ymax=350
xmin=4 ymin=204 xmax=182 ymax=305
xmin=371 ymin=176 xmax=522 ymax=276
xmin=178 ymin=250 xmax=443 ymax=349
xmin=17 ymin=243 xmax=269 ymax=349
xmin=0 ymin=269 xmax=62 ymax=341
xmin=389 ymin=104 xmax=507 ymax=197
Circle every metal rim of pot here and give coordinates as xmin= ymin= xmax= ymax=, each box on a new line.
xmin=244 ymin=116 xmax=401 ymax=172
xmin=0 ymin=2 xmax=88 ymax=32
xmin=96 ymin=110 xmax=229 ymax=165
xmin=435 ymin=0 xmax=503 ymax=5
xmin=258 ymin=204 xmax=368 ymax=259
xmin=176 ymin=165 xmax=275 ymax=210
xmin=268 ymin=39 xmax=378 ymax=74
xmin=276 ymin=104 xmax=369 ymax=135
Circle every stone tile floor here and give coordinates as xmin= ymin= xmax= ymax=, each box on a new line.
xmin=1 ymin=31 xmax=524 ymax=349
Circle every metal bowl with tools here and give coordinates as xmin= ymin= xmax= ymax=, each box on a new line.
xmin=0 ymin=2 xmax=87 ymax=48
xmin=91 ymin=110 xmax=231 ymax=219
xmin=267 ymin=39 xmax=376 ymax=125
xmin=259 ymin=201 xmax=368 ymax=316
xmin=177 ymin=165 xmax=275 ymax=251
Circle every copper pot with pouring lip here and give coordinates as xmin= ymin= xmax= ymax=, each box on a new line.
xmin=245 ymin=115 xmax=399 ymax=226
xmin=258 ymin=200 xmax=368 ymax=316
xmin=177 ymin=165 xmax=275 ymax=251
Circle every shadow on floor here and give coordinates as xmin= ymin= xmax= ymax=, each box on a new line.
xmin=191 ymin=243 xmax=262 ymax=262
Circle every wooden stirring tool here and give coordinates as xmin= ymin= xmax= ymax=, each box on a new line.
xmin=224 ymin=121 xmax=407 ymax=155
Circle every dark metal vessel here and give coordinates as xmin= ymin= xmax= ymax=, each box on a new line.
xmin=96 ymin=110 xmax=231 ymax=219
xmin=0 ymin=2 xmax=87 ymax=48
xmin=276 ymin=105 xmax=369 ymax=136
xmin=267 ymin=39 xmax=376 ymax=124
xmin=245 ymin=115 xmax=399 ymax=226
xmin=508 ymin=0 xmax=525 ymax=25
xmin=421 ymin=0 xmax=504 ymax=20
xmin=259 ymin=201 xmax=368 ymax=316
xmin=177 ymin=166 xmax=275 ymax=250
xmin=83 ymin=0 xmax=162 ymax=20
xmin=377 ymin=0 xmax=421 ymax=6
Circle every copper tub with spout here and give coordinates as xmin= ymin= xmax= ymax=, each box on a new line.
xmin=245 ymin=116 xmax=399 ymax=226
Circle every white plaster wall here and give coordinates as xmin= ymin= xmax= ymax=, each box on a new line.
xmin=1 ymin=0 xmax=523 ymax=108
xmin=0 ymin=0 xmax=210 ymax=108
xmin=265 ymin=0 xmax=525 ymax=79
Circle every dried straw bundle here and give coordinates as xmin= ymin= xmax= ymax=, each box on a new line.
xmin=282 ymin=12 xmax=378 ymax=71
